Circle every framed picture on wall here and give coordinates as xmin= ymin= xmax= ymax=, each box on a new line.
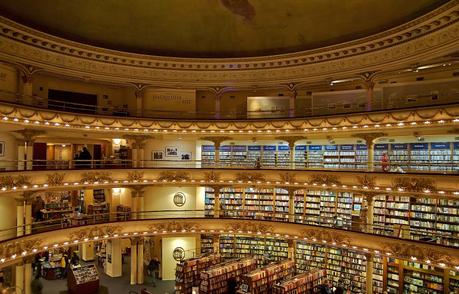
xmin=0 ymin=141 xmax=4 ymax=157
xmin=152 ymin=150 xmax=163 ymax=160
xmin=180 ymin=152 xmax=192 ymax=160
xmin=165 ymin=146 xmax=178 ymax=157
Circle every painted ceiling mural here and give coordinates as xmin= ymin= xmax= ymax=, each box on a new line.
xmin=0 ymin=0 xmax=447 ymax=57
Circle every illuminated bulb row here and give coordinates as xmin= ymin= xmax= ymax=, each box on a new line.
xmin=0 ymin=179 xmax=456 ymax=197
xmin=2 ymin=116 xmax=458 ymax=134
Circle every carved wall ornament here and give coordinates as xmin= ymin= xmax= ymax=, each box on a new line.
xmin=127 ymin=171 xmax=144 ymax=182
xmin=382 ymin=243 xmax=451 ymax=264
xmin=392 ymin=177 xmax=436 ymax=192
xmin=148 ymin=221 xmax=200 ymax=233
xmin=0 ymin=175 xmax=31 ymax=188
xmin=0 ymin=238 xmax=42 ymax=258
xmin=235 ymin=172 xmax=266 ymax=183
xmin=68 ymin=225 xmax=122 ymax=241
xmin=309 ymin=174 xmax=340 ymax=186
xmin=301 ymin=228 xmax=350 ymax=245
xmin=47 ymin=173 xmax=65 ymax=186
xmin=357 ymin=175 xmax=376 ymax=188
xmin=226 ymin=223 xmax=274 ymax=234
xmin=79 ymin=171 xmax=112 ymax=184
xmin=158 ymin=171 xmax=190 ymax=182
xmin=280 ymin=173 xmax=296 ymax=184
xmin=204 ymin=171 xmax=221 ymax=182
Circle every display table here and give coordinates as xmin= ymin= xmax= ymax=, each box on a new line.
xmin=42 ymin=254 xmax=65 ymax=280
xmin=67 ymin=264 xmax=99 ymax=294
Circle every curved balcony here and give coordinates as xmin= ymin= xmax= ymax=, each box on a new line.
xmin=0 ymin=211 xmax=458 ymax=270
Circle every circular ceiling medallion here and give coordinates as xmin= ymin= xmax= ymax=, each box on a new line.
xmin=173 ymin=192 xmax=186 ymax=207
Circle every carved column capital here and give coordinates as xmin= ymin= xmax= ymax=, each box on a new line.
xmin=200 ymin=136 xmax=232 ymax=149
xmin=352 ymin=132 xmax=387 ymax=144
xmin=275 ymin=136 xmax=306 ymax=148
xmin=14 ymin=129 xmax=45 ymax=144
xmin=124 ymin=135 xmax=152 ymax=149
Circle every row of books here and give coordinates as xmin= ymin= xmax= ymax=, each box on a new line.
xmin=272 ymin=269 xmax=327 ymax=294
xmin=237 ymin=260 xmax=294 ymax=293
xmin=175 ymin=254 xmax=222 ymax=294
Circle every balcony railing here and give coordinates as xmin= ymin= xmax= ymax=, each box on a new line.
xmin=0 ymin=159 xmax=458 ymax=174
xmin=1 ymin=89 xmax=459 ymax=120
xmin=1 ymin=209 xmax=457 ymax=248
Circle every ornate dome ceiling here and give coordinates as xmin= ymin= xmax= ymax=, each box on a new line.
xmin=0 ymin=0 xmax=447 ymax=58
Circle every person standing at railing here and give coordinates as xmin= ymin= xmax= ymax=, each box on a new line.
xmin=78 ymin=147 xmax=92 ymax=169
xmin=381 ymin=152 xmax=390 ymax=172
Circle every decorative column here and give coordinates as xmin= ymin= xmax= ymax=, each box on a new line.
xmin=124 ymin=135 xmax=150 ymax=168
xmin=137 ymin=238 xmax=145 ymax=284
xmin=24 ymin=193 xmax=32 ymax=235
xmin=135 ymin=89 xmax=144 ymax=117
xmin=365 ymin=194 xmax=375 ymax=233
xmin=16 ymin=197 xmax=25 ymax=237
xmin=24 ymin=257 xmax=33 ymax=294
xmin=105 ymin=239 xmax=122 ymax=277
xmin=131 ymin=189 xmax=138 ymax=220
xmin=15 ymin=261 xmax=24 ymax=294
xmin=276 ymin=136 xmax=306 ymax=168
xmin=210 ymin=186 xmax=222 ymax=218
xmin=365 ymin=253 xmax=374 ymax=294
xmin=200 ymin=137 xmax=232 ymax=165
xmin=212 ymin=235 xmax=220 ymax=254
xmin=360 ymin=72 xmax=377 ymax=112
xmin=215 ymin=93 xmax=222 ymax=119
xmin=288 ymin=90 xmax=297 ymax=118
xmin=21 ymin=73 xmax=33 ymax=105
xmin=14 ymin=130 xmax=45 ymax=171
xmin=288 ymin=239 xmax=296 ymax=260
xmin=130 ymin=238 xmax=138 ymax=285
xmin=287 ymin=188 xmax=296 ymax=222
xmin=17 ymin=139 xmax=26 ymax=170
xmin=131 ymin=187 xmax=145 ymax=219
xmin=352 ymin=133 xmax=386 ymax=171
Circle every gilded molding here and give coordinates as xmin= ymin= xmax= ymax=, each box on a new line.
xmin=309 ymin=174 xmax=340 ymax=186
xmin=127 ymin=171 xmax=144 ymax=182
xmin=204 ymin=171 xmax=221 ymax=182
xmin=235 ymin=172 xmax=266 ymax=183
xmin=382 ymin=243 xmax=451 ymax=264
xmin=147 ymin=221 xmax=200 ymax=233
xmin=301 ymin=228 xmax=350 ymax=245
xmin=158 ymin=171 xmax=191 ymax=182
xmin=225 ymin=223 xmax=274 ymax=234
xmin=47 ymin=172 xmax=65 ymax=186
xmin=0 ymin=175 xmax=31 ymax=188
xmin=392 ymin=177 xmax=436 ymax=192
xmin=80 ymin=171 xmax=112 ymax=184
xmin=0 ymin=2 xmax=457 ymax=87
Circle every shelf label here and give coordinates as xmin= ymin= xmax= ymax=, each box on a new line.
xmin=410 ymin=143 xmax=428 ymax=150
xmin=220 ymin=145 xmax=231 ymax=151
xmin=325 ymin=145 xmax=338 ymax=151
xmin=308 ymin=145 xmax=323 ymax=151
xmin=248 ymin=145 xmax=261 ymax=151
xmin=263 ymin=145 xmax=276 ymax=151
xmin=295 ymin=145 xmax=307 ymax=151
xmin=391 ymin=143 xmax=408 ymax=150
xmin=431 ymin=142 xmax=450 ymax=149
xmin=356 ymin=144 xmax=367 ymax=150
xmin=202 ymin=145 xmax=215 ymax=152
xmin=374 ymin=144 xmax=388 ymax=150
xmin=278 ymin=145 xmax=290 ymax=151
xmin=232 ymin=145 xmax=247 ymax=152
xmin=340 ymin=144 xmax=354 ymax=151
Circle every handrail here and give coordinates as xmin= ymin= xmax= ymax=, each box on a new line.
xmin=0 ymin=159 xmax=458 ymax=174
xmin=1 ymin=209 xmax=458 ymax=248
xmin=1 ymin=89 xmax=459 ymax=120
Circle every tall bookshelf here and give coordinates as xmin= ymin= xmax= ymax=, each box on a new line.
xmin=453 ymin=142 xmax=459 ymax=171
xmin=429 ymin=142 xmax=451 ymax=171
xmin=220 ymin=187 xmax=244 ymax=217
xmin=204 ymin=187 xmax=215 ymax=217
xmin=238 ymin=260 xmax=294 ymax=293
xmin=294 ymin=145 xmax=307 ymax=167
xmin=262 ymin=145 xmax=276 ymax=167
xmin=201 ymin=234 xmax=214 ymax=254
xmin=199 ymin=258 xmax=257 ymax=294
xmin=219 ymin=235 xmax=289 ymax=266
xmin=201 ymin=145 xmax=215 ymax=167
xmin=277 ymin=145 xmax=290 ymax=167
xmin=390 ymin=143 xmax=409 ymax=170
xmin=274 ymin=188 xmax=289 ymax=221
xmin=307 ymin=145 xmax=323 ymax=168
xmin=409 ymin=143 xmax=430 ymax=171
xmin=247 ymin=146 xmax=262 ymax=165
xmin=272 ymin=269 xmax=327 ymax=294
xmin=295 ymin=241 xmax=367 ymax=293
xmin=339 ymin=144 xmax=356 ymax=169
xmin=374 ymin=144 xmax=389 ymax=170
xmin=175 ymin=254 xmax=222 ymax=294
xmin=323 ymin=145 xmax=339 ymax=169
xmin=355 ymin=144 xmax=368 ymax=169
xmin=220 ymin=145 xmax=232 ymax=166
xmin=372 ymin=255 xmax=384 ymax=293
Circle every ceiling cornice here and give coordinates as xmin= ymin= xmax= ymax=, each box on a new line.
xmin=0 ymin=1 xmax=457 ymax=87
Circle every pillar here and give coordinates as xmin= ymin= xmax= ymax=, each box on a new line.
xmin=367 ymin=141 xmax=375 ymax=171
xmin=16 ymin=198 xmax=24 ymax=237
xmin=199 ymin=137 xmax=231 ymax=166
xmin=15 ymin=262 xmax=24 ymax=294
xmin=130 ymin=238 xmax=138 ymax=285
xmin=352 ymin=133 xmax=386 ymax=171
xmin=79 ymin=242 xmax=95 ymax=261
xmin=365 ymin=80 xmax=375 ymax=112
xmin=26 ymin=141 xmax=34 ymax=170
xmin=137 ymin=190 xmax=145 ymax=219
xmin=21 ymin=74 xmax=33 ymax=105
xmin=214 ymin=142 xmax=220 ymax=165
xmin=366 ymin=195 xmax=375 ymax=233
xmin=288 ymin=240 xmax=295 ymax=260
xmin=137 ymin=239 xmax=144 ymax=284
xmin=24 ymin=258 xmax=33 ymax=294
xmin=365 ymin=254 xmax=374 ymax=294
xmin=213 ymin=187 xmax=221 ymax=218
xmin=215 ymin=94 xmax=221 ymax=119
xmin=138 ymin=147 xmax=145 ymax=168
xmin=105 ymin=239 xmax=122 ymax=277
xmin=212 ymin=235 xmax=220 ymax=254
xmin=131 ymin=190 xmax=138 ymax=220
xmin=132 ymin=147 xmax=138 ymax=168
xmin=17 ymin=140 xmax=26 ymax=170
xmin=288 ymin=189 xmax=295 ymax=222
xmin=24 ymin=198 xmax=32 ymax=235
xmin=289 ymin=90 xmax=297 ymax=118
xmin=135 ymin=90 xmax=144 ymax=117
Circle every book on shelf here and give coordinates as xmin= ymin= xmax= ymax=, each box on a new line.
xmin=175 ymin=253 xmax=222 ymax=294
xmin=238 ymin=259 xmax=294 ymax=293
xmin=272 ymin=269 xmax=326 ymax=294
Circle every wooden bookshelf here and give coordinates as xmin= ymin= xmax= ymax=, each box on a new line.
xmin=272 ymin=269 xmax=327 ymax=294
